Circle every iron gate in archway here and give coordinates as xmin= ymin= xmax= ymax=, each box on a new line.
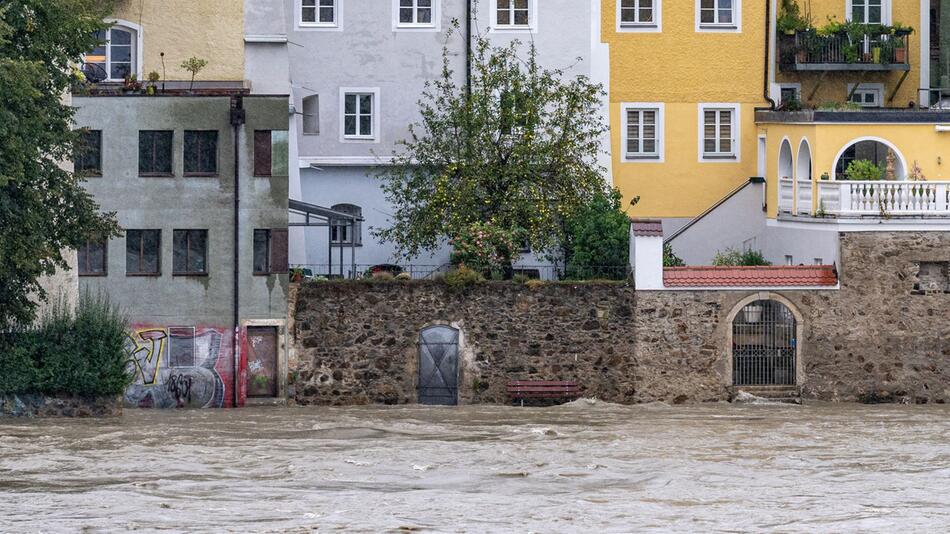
xmin=732 ymin=300 xmax=797 ymax=386
xmin=418 ymin=325 xmax=459 ymax=405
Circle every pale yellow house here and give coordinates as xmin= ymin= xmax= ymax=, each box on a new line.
xmin=85 ymin=0 xmax=244 ymax=83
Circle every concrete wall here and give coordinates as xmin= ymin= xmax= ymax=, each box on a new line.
xmin=291 ymin=231 xmax=950 ymax=405
xmin=73 ymin=95 xmax=290 ymax=408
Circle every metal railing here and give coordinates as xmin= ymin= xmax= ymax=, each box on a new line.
xmin=732 ymin=300 xmax=797 ymax=386
xmin=290 ymin=263 xmax=632 ymax=282
xmin=779 ymin=31 xmax=911 ymax=69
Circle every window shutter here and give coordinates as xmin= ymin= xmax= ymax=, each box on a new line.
xmin=254 ymin=130 xmax=272 ymax=176
xmin=269 ymin=228 xmax=289 ymax=274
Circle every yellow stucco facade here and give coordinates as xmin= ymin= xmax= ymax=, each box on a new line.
xmin=776 ymin=1 xmax=924 ymax=108
xmin=110 ymin=0 xmax=245 ymax=81
xmin=603 ymin=0 xmax=768 ymax=220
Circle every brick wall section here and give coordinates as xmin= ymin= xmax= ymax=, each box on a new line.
xmin=292 ymin=232 xmax=950 ymax=405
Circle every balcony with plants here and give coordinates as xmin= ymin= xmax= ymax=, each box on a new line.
xmin=777 ymin=2 xmax=913 ymax=72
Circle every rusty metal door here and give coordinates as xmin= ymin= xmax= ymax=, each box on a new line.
xmin=418 ymin=326 xmax=459 ymax=405
xmin=247 ymin=326 xmax=278 ymax=398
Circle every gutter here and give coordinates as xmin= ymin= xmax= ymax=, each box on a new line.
xmin=762 ymin=0 xmax=776 ymax=110
xmin=230 ymin=96 xmax=246 ymax=408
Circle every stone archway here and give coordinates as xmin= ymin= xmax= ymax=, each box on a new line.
xmin=725 ymin=293 xmax=805 ymax=387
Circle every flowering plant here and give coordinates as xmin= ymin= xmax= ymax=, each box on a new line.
xmin=449 ymin=222 xmax=521 ymax=276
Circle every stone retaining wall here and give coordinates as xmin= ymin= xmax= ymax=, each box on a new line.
xmin=291 ymin=232 xmax=950 ymax=405
xmin=0 ymin=394 xmax=123 ymax=418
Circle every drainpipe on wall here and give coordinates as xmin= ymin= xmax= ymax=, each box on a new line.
xmin=230 ymin=95 xmax=246 ymax=408
xmin=763 ymin=0 xmax=777 ymax=110
xmin=465 ymin=0 xmax=472 ymax=93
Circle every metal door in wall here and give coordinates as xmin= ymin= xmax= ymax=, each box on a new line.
xmin=418 ymin=326 xmax=459 ymax=405
xmin=246 ymin=326 xmax=279 ymax=398
xmin=732 ymin=300 xmax=797 ymax=386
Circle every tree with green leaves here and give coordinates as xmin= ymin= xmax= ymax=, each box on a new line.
xmin=0 ymin=0 xmax=119 ymax=329
xmin=375 ymin=29 xmax=609 ymax=270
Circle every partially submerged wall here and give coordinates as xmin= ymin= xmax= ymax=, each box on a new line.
xmin=291 ymin=232 xmax=950 ymax=405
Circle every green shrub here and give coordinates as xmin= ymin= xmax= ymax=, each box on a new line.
xmin=444 ymin=265 xmax=485 ymax=289
xmin=713 ymin=249 xmax=772 ymax=267
xmin=561 ymin=188 xmax=630 ymax=281
xmin=845 ymin=159 xmax=884 ymax=181
xmin=0 ymin=291 xmax=132 ymax=396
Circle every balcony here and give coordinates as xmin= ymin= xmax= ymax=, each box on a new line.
xmin=778 ymin=30 xmax=911 ymax=72
xmin=757 ymin=109 xmax=950 ymax=220
xmin=816 ymin=181 xmax=950 ymax=216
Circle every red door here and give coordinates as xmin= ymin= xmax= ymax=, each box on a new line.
xmin=246 ymin=326 xmax=278 ymax=398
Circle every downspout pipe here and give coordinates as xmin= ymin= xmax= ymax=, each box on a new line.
xmin=763 ymin=0 xmax=777 ymax=110
xmin=230 ymin=95 xmax=246 ymax=408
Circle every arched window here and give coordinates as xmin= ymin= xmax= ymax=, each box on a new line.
xmin=330 ymin=204 xmax=362 ymax=245
xmin=833 ymin=139 xmax=905 ymax=181
xmin=84 ymin=24 xmax=139 ymax=82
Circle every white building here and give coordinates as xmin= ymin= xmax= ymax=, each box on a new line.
xmin=245 ymin=0 xmax=609 ymax=278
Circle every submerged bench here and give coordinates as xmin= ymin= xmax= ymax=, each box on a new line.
xmin=507 ymin=380 xmax=581 ymax=406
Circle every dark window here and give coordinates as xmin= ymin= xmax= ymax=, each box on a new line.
xmin=139 ymin=131 xmax=173 ymax=176
xmin=126 ymin=229 xmax=161 ymax=275
xmin=330 ymin=204 xmax=362 ymax=245
xmin=76 ymin=130 xmax=102 ymax=175
xmin=253 ymin=228 xmax=288 ymax=274
xmin=168 ymin=327 xmax=196 ymax=368
xmin=78 ymin=240 xmax=107 ymax=276
xmin=254 ymin=131 xmax=272 ymax=176
xmin=172 ymin=230 xmax=208 ymax=275
xmin=183 ymin=131 xmax=218 ymax=176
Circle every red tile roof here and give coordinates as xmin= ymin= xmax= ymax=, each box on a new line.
xmin=663 ymin=265 xmax=838 ymax=288
xmin=630 ymin=219 xmax=664 ymax=237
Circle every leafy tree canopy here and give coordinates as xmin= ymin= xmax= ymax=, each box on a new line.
xmin=0 ymin=0 xmax=119 ymax=329
xmin=375 ymin=29 xmax=609 ymax=262
xmin=561 ymin=188 xmax=631 ymax=280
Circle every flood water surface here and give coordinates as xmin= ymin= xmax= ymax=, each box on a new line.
xmin=2 ymin=402 xmax=950 ymax=532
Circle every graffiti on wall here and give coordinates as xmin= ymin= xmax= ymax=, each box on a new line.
xmin=125 ymin=326 xmax=233 ymax=409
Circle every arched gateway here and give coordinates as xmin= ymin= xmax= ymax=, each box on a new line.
xmin=731 ymin=299 xmax=799 ymax=386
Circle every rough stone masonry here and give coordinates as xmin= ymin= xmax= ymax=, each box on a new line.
xmin=291 ymin=232 xmax=950 ymax=405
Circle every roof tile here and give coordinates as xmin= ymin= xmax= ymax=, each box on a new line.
xmin=631 ymin=219 xmax=664 ymax=237
xmin=663 ymin=265 xmax=838 ymax=288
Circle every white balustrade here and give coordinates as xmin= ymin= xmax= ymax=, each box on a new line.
xmin=778 ymin=177 xmax=795 ymax=213
xmin=810 ymin=181 xmax=950 ymax=216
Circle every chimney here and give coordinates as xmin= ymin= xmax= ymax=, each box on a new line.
xmin=630 ymin=219 xmax=664 ymax=290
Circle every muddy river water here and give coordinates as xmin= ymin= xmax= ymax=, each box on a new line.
xmin=2 ymin=401 xmax=950 ymax=532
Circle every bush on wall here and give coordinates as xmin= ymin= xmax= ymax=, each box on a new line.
xmin=0 ymin=291 xmax=132 ymax=396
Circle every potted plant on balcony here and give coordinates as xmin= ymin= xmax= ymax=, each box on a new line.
xmin=777 ymin=0 xmax=808 ymax=35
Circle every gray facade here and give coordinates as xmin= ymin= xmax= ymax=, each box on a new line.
xmin=74 ymin=94 xmax=290 ymax=408
xmin=245 ymin=0 xmax=607 ymax=275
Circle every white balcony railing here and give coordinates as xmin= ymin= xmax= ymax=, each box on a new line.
xmin=816 ymin=181 xmax=950 ymax=216
xmin=778 ymin=177 xmax=795 ymax=213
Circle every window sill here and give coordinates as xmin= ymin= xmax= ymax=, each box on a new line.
xmin=341 ymin=136 xmax=377 ymax=142
xmin=395 ymin=24 xmax=438 ymax=31
xmin=492 ymin=25 xmax=534 ymax=32
xmin=80 ymin=171 xmax=103 ymax=177
xmin=698 ymin=24 xmax=739 ymax=31
xmin=183 ymin=173 xmax=219 ymax=178
xmin=619 ymin=23 xmax=658 ymax=29
xmin=79 ymin=272 xmax=108 ymax=277
xmin=126 ymin=272 xmax=162 ymax=277
xmin=702 ymin=154 xmax=738 ymax=161
xmin=298 ymin=23 xmax=340 ymax=31
xmin=624 ymin=154 xmax=661 ymax=160
xmin=140 ymin=173 xmax=175 ymax=178
xmin=173 ymin=272 xmax=209 ymax=277
xmin=330 ymin=243 xmax=363 ymax=247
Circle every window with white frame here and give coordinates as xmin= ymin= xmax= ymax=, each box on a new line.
xmin=620 ymin=0 xmax=657 ymax=26
xmin=343 ymin=92 xmax=375 ymax=139
xmin=330 ymin=204 xmax=362 ymax=245
xmin=496 ymin=0 xmax=531 ymax=28
xmin=85 ymin=25 xmax=137 ymax=82
xmin=622 ymin=104 xmax=663 ymax=161
xmin=301 ymin=0 xmax=337 ymax=26
xmin=698 ymin=0 xmax=737 ymax=27
xmin=701 ymin=105 xmax=738 ymax=160
xmin=398 ymin=0 xmax=434 ymax=26
xmin=850 ymin=0 xmax=883 ymax=25
xmin=848 ymin=84 xmax=883 ymax=107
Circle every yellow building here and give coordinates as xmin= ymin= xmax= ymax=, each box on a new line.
xmin=85 ymin=0 xmax=244 ymax=84
xmin=604 ymin=0 xmax=946 ymax=229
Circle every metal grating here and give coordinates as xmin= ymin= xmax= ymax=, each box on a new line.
xmin=732 ymin=300 xmax=797 ymax=386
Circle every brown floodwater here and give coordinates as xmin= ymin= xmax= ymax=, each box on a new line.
xmin=1 ymin=401 xmax=950 ymax=533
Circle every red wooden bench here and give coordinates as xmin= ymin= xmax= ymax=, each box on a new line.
xmin=507 ymin=380 xmax=581 ymax=406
